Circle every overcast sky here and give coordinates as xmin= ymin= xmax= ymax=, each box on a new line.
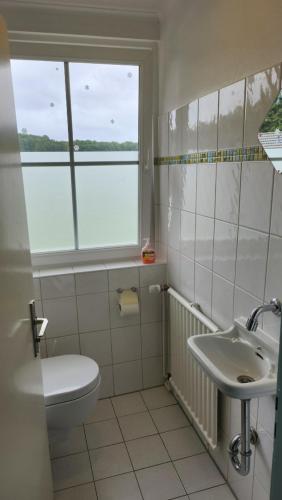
xmin=11 ymin=60 xmax=139 ymax=143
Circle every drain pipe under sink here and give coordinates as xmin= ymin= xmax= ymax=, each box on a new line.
xmin=229 ymin=399 xmax=258 ymax=476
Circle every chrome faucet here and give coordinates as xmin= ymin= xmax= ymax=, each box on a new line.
xmin=246 ymin=298 xmax=282 ymax=331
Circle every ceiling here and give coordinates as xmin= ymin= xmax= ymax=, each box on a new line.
xmin=6 ymin=0 xmax=165 ymax=15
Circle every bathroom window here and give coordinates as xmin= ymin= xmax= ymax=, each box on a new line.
xmin=11 ymin=59 xmax=139 ymax=254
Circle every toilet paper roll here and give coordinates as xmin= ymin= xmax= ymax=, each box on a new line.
xmin=118 ymin=289 xmax=139 ymax=317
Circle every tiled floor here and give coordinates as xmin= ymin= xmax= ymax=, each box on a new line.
xmin=51 ymin=386 xmax=236 ymax=500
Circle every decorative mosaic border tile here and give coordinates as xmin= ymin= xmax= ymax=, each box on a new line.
xmin=155 ymin=145 xmax=268 ymax=165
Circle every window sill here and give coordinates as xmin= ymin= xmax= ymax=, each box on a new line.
xmin=33 ymin=257 xmax=166 ymax=278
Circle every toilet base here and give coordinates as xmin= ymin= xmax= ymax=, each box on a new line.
xmin=45 ymin=375 xmax=101 ymax=429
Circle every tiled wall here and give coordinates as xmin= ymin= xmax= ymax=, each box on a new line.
xmin=34 ymin=262 xmax=166 ymax=398
xmin=155 ymin=64 xmax=282 ymax=500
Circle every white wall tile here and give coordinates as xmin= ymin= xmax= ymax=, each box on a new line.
xmin=158 ymin=113 xmax=169 ymax=157
xmin=215 ymin=162 xmax=241 ymax=224
xmin=108 ymin=267 xmax=139 ymax=292
xmin=213 ymin=220 xmax=237 ymax=282
xmin=140 ymin=286 xmax=162 ymax=323
xmin=168 ymin=206 xmax=181 ymax=251
xmin=77 ymin=293 xmax=110 ymax=333
xmin=252 ymin=476 xmax=269 ymax=500
xmin=212 ymin=274 xmax=234 ymax=329
xmin=195 ymin=214 xmax=214 ymax=270
xmin=254 ymin=429 xmax=273 ymax=495
xmin=141 ymin=322 xmax=162 ymax=358
xmin=41 ymin=274 xmax=75 ymax=300
xmin=239 ymin=161 xmax=273 ymax=232
xmin=180 ymin=210 xmax=195 ymax=260
xmin=169 ymin=108 xmax=182 ymax=156
xmin=258 ymin=396 xmax=275 ymax=438
xmin=100 ymin=366 xmax=114 ymax=398
xmin=142 ymin=356 xmax=163 ymax=388
xmin=245 ymin=65 xmax=281 ymax=147
xmin=181 ymin=164 xmax=197 ymax=213
xmin=109 ymin=290 xmax=140 ymax=329
xmin=179 ymin=255 xmax=195 ymax=302
xmin=218 ymin=79 xmax=245 ymax=149
xmin=75 ymin=270 xmax=108 ymax=295
xmin=195 ymin=263 xmax=212 ymax=317
xmin=167 ymin=247 xmax=180 ymax=288
xmin=111 ymin=325 xmax=141 ymax=363
xmin=265 ymin=235 xmax=282 ymax=301
xmin=46 ymin=334 xmax=80 ymax=357
xmin=113 ymin=360 xmax=142 ymax=395
xmin=159 ymin=165 xmax=169 ymax=206
xmin=234 ymin=286 xmax=261 ymax=324
xmin=235 ymin=227 xmax=269 ymax=299
xmin=196 ymin=164 xmax=216 ymax=218
xmin=264 ymin=235 xmax=282 ymax=340
xmin=169 ymin=165 xmax=182 ymax=209
xmin=80 ymin=330 xmax=112 ymax=366
xmin=159 ymin=204 xmax=168 ymax=245
xmin=270 ymin=171 xmax=282 ymax=236
xmin=43 ymin=297 xmax=78 ymax=338
xmin=182 ymin=99 xmax=198 ymax=154
xmin=33 ymin=278 xmax=41 ymax=300
xmin=198 ymin=91 xmax=219 ymax=152
xmin=140 ymin=264 xmax=166 ymax=287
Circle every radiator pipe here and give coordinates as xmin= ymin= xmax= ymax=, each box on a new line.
xmin=229 ymin=399 xmax=258 ymax=476
xmin=148 ymin=283 xmax=169 ymax=378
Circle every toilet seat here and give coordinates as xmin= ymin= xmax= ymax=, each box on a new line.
xmin=41 ymin=354 xmax=100 ymax=406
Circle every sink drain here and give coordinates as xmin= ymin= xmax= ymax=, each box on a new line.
xmin=237 ymin=375 xmax=255 ymax=384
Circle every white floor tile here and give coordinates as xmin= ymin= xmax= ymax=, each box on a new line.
xmin=189 ymin=484 xmax=235 ymax=500
xmin=49 ymin=426 xmax=87 ymax=459
xmin=161 ymin=427 xmax=205 ymax=460
xmin=141 ymin=386 xmax=176 ymax=409
xmin=90 ymin=443 xmax=132 ymax=480
xmin=119 ymin=411 xmax=157 ymax=440
xmin=84 ymin=399 xmax=115 ymax=424
xmin=136 ymin=462 xmax=186 ymax=500
xmin=174 ymin=453 xmax=225 ymax=493
xmin=52 ymin=452 xmax=93 ymax=491
xmin=150 ymin=405 xmax=190 ymax=433
xmin=85 ymin=419 xmax=123 ymax=450
xmin=95 ymin=472 xmax=142 ymax=500
xmin=111 ymin=392 xmax=146 ymax=416
xmin=54 ymin=482 xmax=97 ymax=499
xmin=126 ymin=434 xmax=170 ymax=470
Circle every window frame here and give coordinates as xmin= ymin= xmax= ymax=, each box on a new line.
xmin=10 ymin=35 xmax=157 ymax=267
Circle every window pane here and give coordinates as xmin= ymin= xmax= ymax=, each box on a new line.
xmin=11 ymin=60 xmax=69 ymax=162
xmin=23 ymin=167 xmax=74 ymax=252
xmin=76 ymin=165 xmax=138 ymax=248
xmin=69 ymin=63 xmax=139 ymax=162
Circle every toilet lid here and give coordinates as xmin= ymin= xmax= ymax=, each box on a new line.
xmin=41 ymin=355 xmax=100 ymax=406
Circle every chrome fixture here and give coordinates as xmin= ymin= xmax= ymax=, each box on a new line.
xmin=246 ymin=298 xmax=282 ymax=332
xmin=229 ymin=399 xmax=258 ymax=476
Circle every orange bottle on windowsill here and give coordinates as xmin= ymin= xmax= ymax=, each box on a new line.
xmin=141 ymin=238 xmax=156 ymax=264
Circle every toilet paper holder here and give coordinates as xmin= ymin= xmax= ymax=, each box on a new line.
xmin=116 ymin=287 xmax=138 ymax=294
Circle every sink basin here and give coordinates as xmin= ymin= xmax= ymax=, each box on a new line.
xmin=187 ymin=318 xmax=278 ymax=399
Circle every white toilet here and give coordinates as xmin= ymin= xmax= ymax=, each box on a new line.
xmin=41 ymin=354 xmax=101 ymax=429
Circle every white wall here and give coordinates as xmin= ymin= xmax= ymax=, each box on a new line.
xmin=155 ymin=66 xmax=281 ymax=500
xmin=159 ymin=0 xmax=282 ymax=112
xmin=0 ymin=2 xmax=160 ymax=41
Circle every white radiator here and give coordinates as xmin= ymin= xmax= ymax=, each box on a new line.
xmin=168 ymin=287 xmax=220 ymax=449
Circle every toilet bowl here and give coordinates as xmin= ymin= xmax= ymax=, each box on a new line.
xmin=41 ymin=354 xmax=101 ymax=429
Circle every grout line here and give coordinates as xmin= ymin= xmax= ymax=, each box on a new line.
xmin=110 ymin=392 xmax=145 ymax=500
